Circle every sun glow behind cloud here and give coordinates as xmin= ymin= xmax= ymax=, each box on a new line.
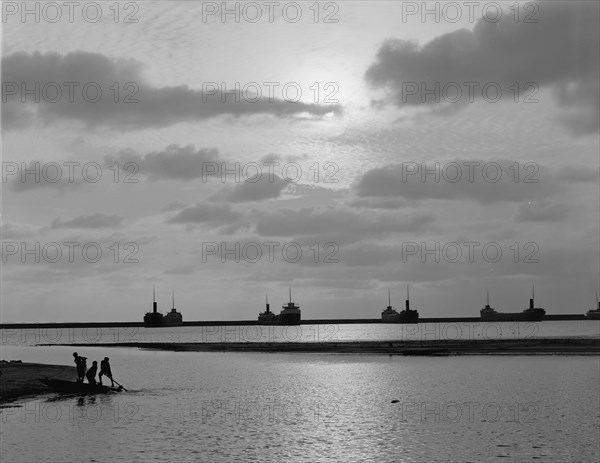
xmin=1 ymin=1 xmax=599 ymax=322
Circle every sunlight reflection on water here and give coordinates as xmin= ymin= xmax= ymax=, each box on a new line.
xmin=1 ymin=346 xmax=599 ymax=462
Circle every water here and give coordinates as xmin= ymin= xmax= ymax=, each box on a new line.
xmin=2 ymin=320 xmax=599 ymax=346
xmin=1 ymin=323 xmax=599 ymax=462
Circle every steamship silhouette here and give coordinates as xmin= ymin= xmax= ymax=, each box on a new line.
xmin=144 ymin=289 xmax=183 ymax=327
xmin=480 ymin=287 xmax=545 ymax=321
xmin=381 ymin=286 xmax=419 ymax=323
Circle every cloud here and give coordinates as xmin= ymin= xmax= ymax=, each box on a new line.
xmin=162 ymin=201 xmax=189 ymax=211
xmin=2 ymin=51 xmax=342 ymax=131
xmin=0 ymin=223 xmax=40 ymax=239
xmin=348 ymin=197 xmax=409 ymax=210
xmin=166 ymin=202 xmax=241 ymax=227
xmin=555 ymin=165 xmax=600 ymax=183
xmin=106 ymin=144 xmax=220 ymax=181
xmin=255 ymin=207 xmax=435 ymax=238
xmin=514 ymin=200 xmax=570 ymax=222
xmin=365 ymin=1 xmax=599 ymax=135
xmin=50 ymin=213 xmax=123 ymax=229
xmin=164 ymin=265 xmax=196 ymax=275
xmin=6 ymin=161 xmax=86 ymax=192
xmin=224 ymin=174 xmax=289 ymax=202
xmin=354 ymin=159 xmax=557 ymax=204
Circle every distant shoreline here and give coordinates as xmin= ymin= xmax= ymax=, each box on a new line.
xmin=39 ymin=338 xmax=600 ymax=355
xmin=0 ymin=314 xmax=593 ymax=329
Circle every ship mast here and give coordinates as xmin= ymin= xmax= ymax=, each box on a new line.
xmin=172 ymin=291 xmax=175 ymax=309
xmin=289 ymin=286 xmax=292 ymax=304
xmin=487 ymin=288 xmax=490 ymax=307
xmin=388 ymin=289 xmax=391 ymax=307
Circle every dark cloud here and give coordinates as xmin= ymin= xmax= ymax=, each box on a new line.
xmin=106 ymin=144 xmax=220 ymax=181
xmin=365 ymin=1 xmax=599 ymax=135
xmin=50 ymin=213 xmax=123 ymax=229
xmin=354 ymin=159 xmax=556 ymax=204
xmin=225 ymin=174 xmax=289 ymax=202
xmin=2 ymin=51 xmax=342 ymax=131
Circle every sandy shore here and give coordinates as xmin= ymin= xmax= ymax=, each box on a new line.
xmin=0 ymin=361 xmax=76 ymax=405
xmin=47 ymin=337 xmax=600 ymax=355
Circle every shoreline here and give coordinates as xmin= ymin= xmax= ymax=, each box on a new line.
xmin=0 ymin=362 xmax=76 ymax=406
xmin=39 ymin=337 xmax=600 ymax=355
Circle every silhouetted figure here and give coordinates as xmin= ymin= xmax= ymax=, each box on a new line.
xmin=98 ymin=357 xmax=114 ymax=387
xmin=86 ymin=361 xmax=98 ymax=385
xmin=73 ymin=352 xmax=87 ymax=383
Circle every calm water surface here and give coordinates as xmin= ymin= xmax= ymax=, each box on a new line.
xmin=1 ymin=344 xmax=598 ymax=463
xmin=2 ymin=320 xmax=599 ymax=346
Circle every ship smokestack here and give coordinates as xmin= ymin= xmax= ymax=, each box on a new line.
xmin=529 ymin=298 xmax=534 ymax=310
xmin=405 ymin=284 xmax=410 ymax=310
xmin=266 ymin=293 xmax=270 ymax=313
xmin=153 ymin=287 xmax=157 ymax=313
xmin=530 ymin=285 xmax=535 ymax=309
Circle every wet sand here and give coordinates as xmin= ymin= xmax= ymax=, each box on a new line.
xmin=48 ymin=337 xmax=600 ymax=355
xmin=0 ymin=361 xmax=75 ymax=405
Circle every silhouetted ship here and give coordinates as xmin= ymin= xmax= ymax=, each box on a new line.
xmin=164 ymin=291 xmax=183 ymax=327
xmin=381 ymin=286 xmax=419 ymax=323
xmin=480 ymin=287 xmax=545 ymax=321
xmin=144 ymin=288 xmax=164 ymax=327
xmin=586 ymin=292 xmax=600 ymax=320
xmin=381 ymin=289 xmax=399 ymax=322
xmin=258 ymin=294 xmax=279 ymax=324
xmin=279 ymin=288 xmax=301 ymax=325
xmin=143 ymin=289 xmax=183 ymax=327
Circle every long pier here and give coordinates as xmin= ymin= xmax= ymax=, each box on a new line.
xmin=0 ymin=314 xmax=591 ymax=330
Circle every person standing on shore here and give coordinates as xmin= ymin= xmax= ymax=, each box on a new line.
xmin=73 ymin=352 xmax=87 ymax=383
xmin=86 ymin=361 xmax=98 ymax=385
xmin=98 ymin=357 xmax=114 ymax=387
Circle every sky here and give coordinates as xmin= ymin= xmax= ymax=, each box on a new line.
xmin=1 ymin=1 xmax=599 ymax=322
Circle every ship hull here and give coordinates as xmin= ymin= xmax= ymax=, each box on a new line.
xmin=164 ymin=315 xmax=183 ymax=327
xmin=480 ymin=310 xmax=545 ymax=322
xmin=278 ymin=312 xmax=301 ymax=325
xmin=382 ymin=312 xmax=419 ymax=323
xmin=586 ymin=311 xmax=600 ymax=320
xmin=399 ymin=310 xmax=419 ymax=323
xmin=144 ymin=313 xmax=164 ymax=327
